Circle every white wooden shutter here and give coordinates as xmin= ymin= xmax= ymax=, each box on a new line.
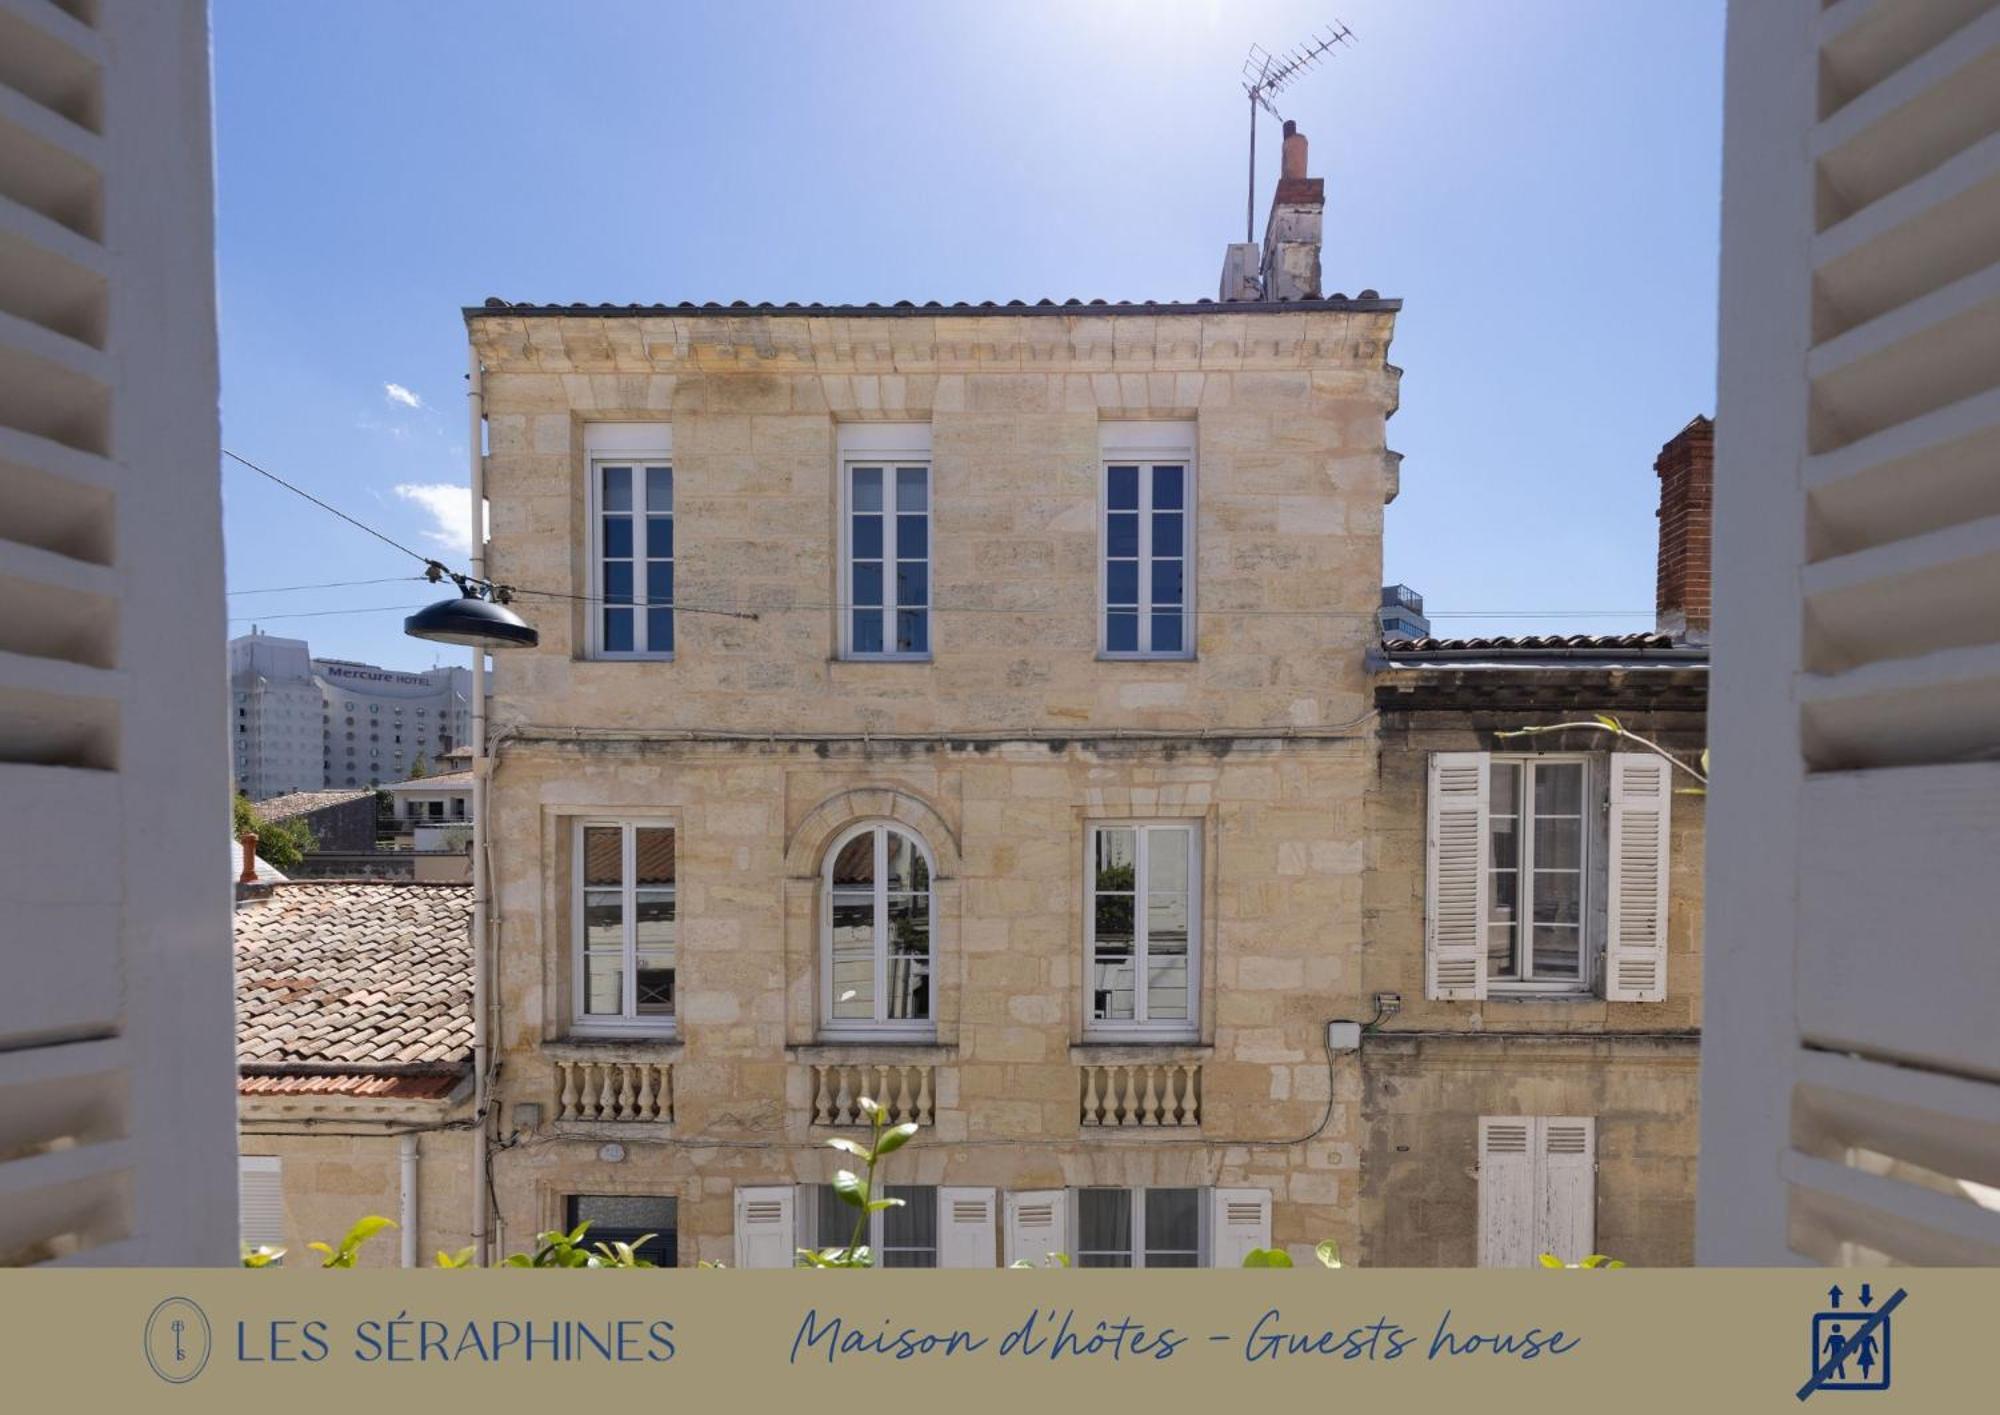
xmin=1538 ymin=1117 xmax=1597 ymax=1264
xmin=1426 ymin=752 xmax=1490 ymax=999
xmin=732 ymin=1185 xmax=796 ymax=1269
xmin=238 ymin=1157 xmax=285 ymax=1253
xmin=1003 ymin=1189 xmax=1069 ymax=1267
xmin=1606 ymin=753 xmax=1671 ymax=1001
xmin=1476 ymin=1116 xmax=1535 ymax=1267
xmin=938 ymin=1186 xmax=998 ymax=1268
xmin=1208 ymin=1188 xmax=1272 ymax=1268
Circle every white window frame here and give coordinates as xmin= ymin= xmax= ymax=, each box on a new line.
xmin=1083 ymin=820 xmax=1201 ymax=1040
xmin=584 ymin=423 xmax=674 ymax=661
xmin=1487 ymin=753 xmax=1596 ymax=994
xmin=801 ymin=1182 xmax=942 ymax=1267
xmin=819 ymin=820 xmax=937 ymax=1040
xmin=1070 ymin=1186 xmax=1209 ymax=1268
xmin=1098 ymin=422 xmax=1196 ymax=661
xmin=838 ymin=424 xmax=933 ymax=662
xmin=570 ymin=816 xmax=679 ymax=1038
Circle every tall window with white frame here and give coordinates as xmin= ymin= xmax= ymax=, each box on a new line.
xmin=575 ymin=821 xmax=677 ymax=1033
xmin=1102 ymin=459 xmax=1190 ymax=658
xmin=594 ymin=460 xmax=673 ymax=657
xmin=1086 ymin=823 xmax=1198 ymax=1037
xmin=1074 ymin=1188 xmax=1202 ymax=1268
xmin=844 ymin=462 xmax=929 ymax=658
xmin=1488 ymin=757 xmax=1588 ymax=990
xmin=812 ymin=1183 xmax=939 ymax=1267
xmin=823 ymin=823 xmax=934 ymax=1036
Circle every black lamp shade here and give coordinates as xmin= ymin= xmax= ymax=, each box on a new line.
xmin=404 ymin=593 xmax=539 ymax=649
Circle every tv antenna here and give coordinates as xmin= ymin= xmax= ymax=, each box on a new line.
xmin=1241 ymin=22 xmax=1355 ymax=243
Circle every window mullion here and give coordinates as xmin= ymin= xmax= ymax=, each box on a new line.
xmin=622 ymin=824 xmax=638 ymax=1021
xmin=1136 ymin=470 xmax=1154 ymax=652
xmin=1135 ymin=826 xmax=1150 ymax=1025
xmin=1522 ymin=764 xmax=1538 ymax=981
xmin=1131 ymin=1188 xmax=1145 ymax=1270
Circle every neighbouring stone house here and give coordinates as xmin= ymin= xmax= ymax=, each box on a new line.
xmin=471 ymin=126 xmax=1407 ymax=1267
xmin=1358 ymin=418 xmax=1711 ymax=1267
xmin=234 ymin=882 xmax=475 ymax=1266
xmin=256 ymin=788 xmax=378 ymax=854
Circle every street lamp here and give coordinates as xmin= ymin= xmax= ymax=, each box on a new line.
xmin=404 ymin=567 xmax=538 ymax=650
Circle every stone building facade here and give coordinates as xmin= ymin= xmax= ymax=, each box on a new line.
xmin=470 ymin=135 xmax=1417 ymax=1266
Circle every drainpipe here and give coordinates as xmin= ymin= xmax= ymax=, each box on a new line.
xmin=399 ymin=1132 xmax=419 ymax=1268
xmin=468 ymin=345 xmax=491 ymax=1265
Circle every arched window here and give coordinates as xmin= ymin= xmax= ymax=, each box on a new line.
xmin=823 ymin=823 xmax=934 ymax=1034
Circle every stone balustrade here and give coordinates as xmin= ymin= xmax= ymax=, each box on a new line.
xmin=810 ymin=1062 xmax=934 ymax=1127
xmin=555 ymin=1059 xmax=674 ymax=1124
xmin=1078 ymin=1061 xmax=1202 ymax=1128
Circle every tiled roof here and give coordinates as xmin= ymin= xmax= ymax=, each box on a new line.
xmin=257 ymin=789 xmax=374 ymax=822
xmin=383 ymin=769 xmax=473 ymax=792
xmin=467 ymin=294 xmax=1400 ymax=320
xmin=235 ymin=882 xmax=472 ymax=1074
xmin=1383 ymin=632 xmax=1686 ymax=653
xmin=238 ymin=1073 xmax=464 ymax=1100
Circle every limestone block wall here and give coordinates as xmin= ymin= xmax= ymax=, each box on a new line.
xmin=1357 ymin=1034 xmax=1700 ymax=1268
xmin=239 ymin=1126 xmax=473 ymax=1269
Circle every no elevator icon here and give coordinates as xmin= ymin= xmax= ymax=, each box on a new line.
xmin=1797 ymin=1282 xmax=1904 ymax=1399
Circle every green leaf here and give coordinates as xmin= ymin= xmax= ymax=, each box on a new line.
xmin=872 ymin=1121 xmax=920 ymax=1157
xmin=864 ymin=1197 xmax=906 ymax=1213
xmin=1241 ymin=1248 xmax=1294 ymax=1267
xmin=1700 ymin=748 xmax=1709 ymax=775
xmin=435 ymin=1247 xmax=476 ymax=1268
xmin=307 ymin=1242 xmax=335 ymax=1259
xmin=855 ymin=1095 xmax=885 ymax=1124
xmin=500 ymin=1253 xmax=534 ymax=1267
xmin=343 ymin=1215 xmax=399 ymax=1247
xmin=1537 ymin=1253 xmax=1566 ymax=1268
xmin=822 ymin=1137 xmax=869 ymax=1159
xmin=831 ymin=1169 xmax=869 ymax=1208
xmin=1594 ymin=713 xmax=1623 ymax=733
xmin=1314 ymin=1239 xmax=1343 ymax=1269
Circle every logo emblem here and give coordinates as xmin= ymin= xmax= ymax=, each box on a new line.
xmin=144 ymin=1296 xmax=212 ymax=1385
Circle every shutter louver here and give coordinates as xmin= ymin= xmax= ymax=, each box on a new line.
xmin=238 ymin=1157 xmax=285 ymax=1253
xmin=1426 ymin=752 xmax=1490 ymax=999
xmin=1477 ymin=1116 xmax=1535 ymax=1267
xmin=1208 ymin=1188 xmax=1272 ymax=1268
xmin=1538 ymin=1118 xmax=1597 ymax=1265
xmin=938 ymin=1186 xmax=997 ymax=1268
xmin=732 ymin=1185 xmax=796 ymax=1269
xmin=1606 ymin=753 xmax=1672 ymax=1001
xmin=1003 ymin=1189 xmax=1069 ymax=1268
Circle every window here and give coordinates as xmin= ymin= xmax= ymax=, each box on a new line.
xmin=573 ymin=820 xmax=677 ymax=1034
xmin=1075 ymin=1187 xmax=1202 ymax=1267
xmin=1086 ymin=822 xmax=1198 ymax=1037
xmin=1487 ymin=756 xmax=1587 ymax=987
xmin=565 ymin=1194 xmax=677 ymax=1268
xmin=1099 ymin=424 xmax=1194 ymax=658
xmin=427 ymin=800 xmax=444 ymax=820
xmin=810 ymin=1183 xmax=939 ymax=1267
xmin=593 ymin=460 xmax=674 ymax=657
xmin=1477 ymin=1117 xmax=1595 ymax=1267
xmin=822 ymin=823 xmax=933 ymax=1035
xmin=839 ymin=426 xmax=931 ymax=659
xmin=1425 ymin=752 xmax=1671 ymax=1002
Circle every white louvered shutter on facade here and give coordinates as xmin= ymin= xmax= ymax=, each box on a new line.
xmin=1208 ymin=1188 xmax=1272 ymax=1268
xmin=1479 ymin=1116 xmax=1598 ymax=1267
xmin=1477 ymin=1117 xmax=1536 ymax=1267
xmin=938 ymin=1186 xmax=998 ymax=1268
xmin=238 ymin=1157 xmax=285 ymax=1253
xmin=1605 ymin=753 xmax=1672 ymax=1001
xmin=1003 ymin=1189 xmax=1068 ymax=1268
xmin=1538 ymin=1118 xmax=1597 ymax=1264
xmin=733 ymin=1186 xmax=796 ymax=1269
xmin=1426 ymin=752 xmax=1490 ymax=999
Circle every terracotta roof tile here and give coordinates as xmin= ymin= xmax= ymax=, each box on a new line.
xmin=257 ymin=789 xmax=375 ymax=822
xmin=234 ymin=882 xmax=472 ymax=1074
xmin=1383 ymin=632 xmax=1680 ymax=652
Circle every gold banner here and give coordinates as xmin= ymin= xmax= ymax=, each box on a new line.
xmin=6 ymin=1270 xmax=1988 ymax=1411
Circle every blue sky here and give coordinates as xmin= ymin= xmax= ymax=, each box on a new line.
xmin=214 ymin=0 xmax=1723 ymax=669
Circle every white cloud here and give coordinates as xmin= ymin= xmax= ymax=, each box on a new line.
xmin=384 ymin=382 xmax=424 ymax=410
xmin=395 ymin=482 xmax=472 ymax=554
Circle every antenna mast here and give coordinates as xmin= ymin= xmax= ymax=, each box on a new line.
xmin=1241 ymin=22 xmax=1355 ymax=244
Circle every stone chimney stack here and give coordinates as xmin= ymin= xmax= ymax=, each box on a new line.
xmin=1655 ymin=415 xmax=1715 ymax=644
xmin=1218 ymin=121 xmax=1326 ymax=302
xmin=238 ymin=832 xmax=260 ymax=884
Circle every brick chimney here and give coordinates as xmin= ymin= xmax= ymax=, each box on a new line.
xmin=1219 ymin=121 xmax=1325 ymax=301
xmin=238 ymin=831 xmax=260 ymax=884
xmin=1654 ymin=415 xmax=1714 ymax=644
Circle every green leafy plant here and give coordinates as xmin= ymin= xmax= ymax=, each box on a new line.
xmin=501 ymin=1220 xmax=658 ymax=1268
xmin=241 ymin=1244 xmax=286 ymax=1268
xmin=1494 ymin=714 xmax=1708 ymax=796
xmin=1241 ymin=1247 xmax=1292 ymax=1267
xmin=434 ymin=1247 xmax=477 ymax=1268
xmin=1314 ymin=1239 xmax=1343 ymax=1269
xmin=1007 ymin=1252 xmax=1072 ymax=1269
xmin=232 ymin=791 xmax=317 ymax=871
xmin=307 ymin=1215 xmax=397 ymax=1268
xmin=796 ymin=1096 xmax=919 ymax=1269
xmin=1538 ymin=1252 xmax=1625 ymax=1269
